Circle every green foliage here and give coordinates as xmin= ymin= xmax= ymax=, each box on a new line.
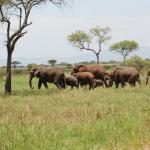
xmin=0 ymin=0 xmax=10 ymax=5
xmin=110 ymin=40 xmax=139 ymax=61
xmin=122 ymin=55 xmax=150 ymax=71
xmin=67 ymin=30 xmax=91 ymax=48
xmin=90 ymin=26 xmax=111 ymax=43
xmin=11 ymin=61 xmax=21 ymax=65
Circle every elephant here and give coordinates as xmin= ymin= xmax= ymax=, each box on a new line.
xmin=107 ymin=67 xmax=141 ymax=88
xmin=65 ymin=76 xmax=79 ymax=89
xmin=93 ymin=79 xmax=104 ymax=88
xmin=29 ymin=67 xmax=66 ymax=89
xmin=146 ymin=69 xmax=150 ymax=85
xmin=71 ymin=64 xmax=108 ymax=87
xmin=72 ymin=72 xmax=94 ymax=90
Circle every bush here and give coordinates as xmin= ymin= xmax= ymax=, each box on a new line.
xmin=121 ymin=55 xmax=150 ymax=71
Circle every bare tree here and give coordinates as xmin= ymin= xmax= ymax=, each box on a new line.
xmin=0 ymin=0 xmax=67 ymax=94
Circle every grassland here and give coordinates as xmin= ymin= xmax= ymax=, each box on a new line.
xmin=0 ymin=75 xmax=150 ymax=150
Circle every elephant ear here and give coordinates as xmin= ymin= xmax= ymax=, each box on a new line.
xmin=79 ymin=67 xmax=86 ymax=72
xmin=34 ymin=70 xmax=40 ymax=77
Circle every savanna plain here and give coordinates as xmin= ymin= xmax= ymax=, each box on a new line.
xmin=0 ymin=74 xmax=150 ymax=150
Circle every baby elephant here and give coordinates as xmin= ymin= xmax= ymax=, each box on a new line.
xmin=93 ymin=79 xmax=104 ymax=88
xmin=65 ymin=76 xmax=79 ymax=89
xmin=72 ymin=72 xmax=94 ymax=90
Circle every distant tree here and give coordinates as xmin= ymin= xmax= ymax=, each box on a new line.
xmin=122 ymin=55 xmax=147 ymax=71
xmin=68 ymin=26 xmax=111 ymax=64
xmin=110 ymin=40 xmax=139 ymax=62
xmin=39 ymin=64 xmax=46 ymax=67
xmin=108 ymin=60 xmax=118 ymax=64
xmin=145 ymin=58 xmax=150 ymax=61
xmin=0 ymin=0 xmax=68 ymax=94
xmin=58 ymin=62 xmax=72 ymax=67
xmin=48 ymin=60 xmax=57 ymax=66
xmin=66 ymin=64 xmax=72 ymax=68
xmin=89 ymin=60 xmax=96 ymax=64
xmin=11 ymin=61 xmax=21 ymax=69
xmin=58 ymin=62 xmax=68 ymax=66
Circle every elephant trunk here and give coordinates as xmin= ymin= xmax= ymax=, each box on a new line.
xmin=29 ymin=72 xmax=34 ymax=89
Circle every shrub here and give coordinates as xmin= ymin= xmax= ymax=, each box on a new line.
xmin=121 ymin=55 xmax=150 ymax=71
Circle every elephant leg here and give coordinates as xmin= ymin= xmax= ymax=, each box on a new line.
xmin=102 ymin=83 xmax=104 ymax=88
xmin=104 ymin=79 xmax=109 ymax=88
xmin=60 ymin=78 xmax=66 ymax=89
xmin=54 ymin=76 xmax=62 ymax=89
xmin=89 ymin=84 xmax=91 ymax=90
xmin=43 ymin=82 xmax=48 ymax=89
xmin=115 ymin=82 xmax=119 ymax=88
xmin=54 ymin=82 xmax=62 ymax=89
xmin=38 ymin=79 xmax=43 ymax=89
xmin=128 ymin=77 xmax=134 ymax=87
xmin=133 ymin=82 xmax=136 ymax=87
xmin=129 ymin=81 xmax=134 ymax=87
xmin=121 ymin=82 xmax=126 ymax=88
xmin=60 ymin=75 xmax=66 ymax=89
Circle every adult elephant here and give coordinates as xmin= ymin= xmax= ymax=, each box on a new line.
xmin=146 ymin=69 xmax=150 ymax=85
xmin=29 ymin=67 xmax=66 ymax=89
xmin=107 ymin=67 xmax=140 ymax=88
xmin=71 ymin=64 xmax=108 ymax=87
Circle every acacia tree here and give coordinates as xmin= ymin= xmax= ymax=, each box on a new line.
xmin=11 ymin=61 xmax=21 ymax=69
xmin=110 ymin=40 xmax=139 ymax=62
xmin=0 ymin=0 xmax=67 ymax=94
xmin=48 ymin=59 xmax=57 ymax=66
xmin=68 ymin=26 xmax=111 ymax=64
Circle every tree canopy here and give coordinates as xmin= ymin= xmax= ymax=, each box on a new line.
xmin=68 ymin=26 xmax=111 ymax=64
xmin=48 ymin=59 xmax=57 ymax=66
xmin=110 ymin=40 xmax=138 ymax=61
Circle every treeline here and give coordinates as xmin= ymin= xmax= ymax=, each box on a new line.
xmin=0 ymin=55 xmax=150 ymax=77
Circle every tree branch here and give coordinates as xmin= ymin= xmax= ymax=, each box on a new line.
xmin=9 ymin=7 xmax=32 ymax=42
xmin=76 ymin=41 xmax=98 ymax=55
xmin=0 ymin=5 xmax=11 ymax=41
xmin=11 ymin=31 xmax=27 ymax=52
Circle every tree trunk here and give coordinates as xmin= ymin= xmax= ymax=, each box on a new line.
xmin=123 ymin=55 xmax=126 ymax=62
xmin=5 ymin=50 xmax=12 ymax=94
xmin=96 ymin=54 xmax=100 ymax=64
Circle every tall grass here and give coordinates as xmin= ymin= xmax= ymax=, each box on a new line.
xmin=0 ymin=75 xmax=150 ymax=149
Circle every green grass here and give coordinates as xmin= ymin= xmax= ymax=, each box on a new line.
xmin=0 ymin=75 xmax=150 ymax=150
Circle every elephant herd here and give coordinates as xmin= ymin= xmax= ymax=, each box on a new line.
xmin=29 ymin=65 xmax=150 ymax=90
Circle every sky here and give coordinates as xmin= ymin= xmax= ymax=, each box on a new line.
xmin=0 ymin=0 xmax=150 ymax=64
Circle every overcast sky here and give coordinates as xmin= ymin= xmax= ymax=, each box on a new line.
xmin=0 ymin=0 xmax=150 ymax=63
